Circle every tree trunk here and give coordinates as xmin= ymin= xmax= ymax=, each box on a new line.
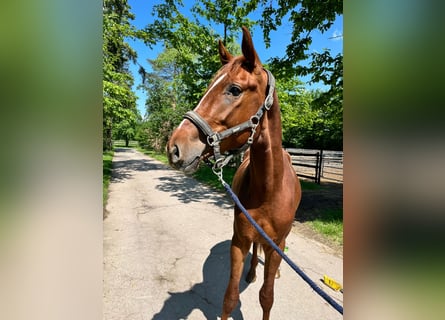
xmin=103 ymin=126 xmax=113 ymax=151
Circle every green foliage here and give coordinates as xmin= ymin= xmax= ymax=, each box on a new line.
xmin=245 ymin=0 xmax=343 ymax=149
xmin=136 ymin=0 xmax=342 ymax=151
xmin=191 ymin=0 xmax=255 ymax=45
xmin=134 ymin=118 xmax=150 ymax=148
xmin=103 ymin=0 xmax=139 ymax=151
xmin=276 ymin=71 xmax=342 ymax=149
xmin=141 ymin=1 xmax=223 ymax=93
xmin=103 ymin=151 xmax=114 ymax=208
xmin=137 ymin=0 xmax=255 ymax=151
xmin=276 ymin=73 xmax=315 ymax=147
xmin=138 ymin=48 xmax=192 ymax=151
xmin=112 ymin=118 xmax=136 ymax=147
xmin=137 ymin=2 xmax=220 ymax=151
xmin=245 ymin=0 xmax=342 ymax=87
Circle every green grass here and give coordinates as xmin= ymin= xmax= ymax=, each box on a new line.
xmin=299 ymin=180 xmax=322 ymax=190
xmin=192 ymin=165 xmax=237 ymax=191
xmin=307 ymin=208 xmax=343 ymax=245
xmin=137 ymin=146 xmax=169 ymax=164
xmin=103 ymin=151 xmax=114 ymax=208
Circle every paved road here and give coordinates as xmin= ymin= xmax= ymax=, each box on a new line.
xmin=103 ymin=148 xmax=343 ymax=320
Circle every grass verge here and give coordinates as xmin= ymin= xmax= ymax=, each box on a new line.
xmin=103 ymin=151 xmax=114 ymax=211
xmin=137 ymin=147 xmax=169 ymax=164
xmin=306 ymin=208 xmax=343 ymax=246
xmin=192 ymin=165 xmax=237 ymax=191
xmin=299 ymin=180 xmax=322 ymax=190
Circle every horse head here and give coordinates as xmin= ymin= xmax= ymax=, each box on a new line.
xmin=167 ymin=27 xmax=272 ymax=174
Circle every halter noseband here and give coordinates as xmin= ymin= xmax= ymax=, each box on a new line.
xmin=183 ymin=68 xmax=276 ymax=170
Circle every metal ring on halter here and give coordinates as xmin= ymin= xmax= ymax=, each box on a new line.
xmin=207 ymin=134 xmax=218 ymax=146
xmin=247 ymin=127 xmax=256 ymax=145
xmin=250 ymin=115 xmax=260 ymax=125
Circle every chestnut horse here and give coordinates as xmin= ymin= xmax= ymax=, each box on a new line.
xmin=167 ymin=27 xmax=301 ymax=320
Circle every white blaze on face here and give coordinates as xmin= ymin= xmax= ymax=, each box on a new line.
xmin=177 ymin=73 xmax=226 ymax=130
xmin=176 ymin=119 xmax=187 ymax=130
xmin=194 ymin=73 xmax=227 ymax=112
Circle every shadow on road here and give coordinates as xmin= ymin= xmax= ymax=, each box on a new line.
xmin=111 ymin=149 xmax=169 ymax=183
xmin=152 ymin=240 xmax=253 ymax=320
xmin=156 ymin=174 xmax=233 ymax=210
xmin=111 ymin=148 xmax=233 ymax=209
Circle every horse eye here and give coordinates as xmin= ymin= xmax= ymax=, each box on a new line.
xmin=228 ymin=85 xmax=242 ymax=96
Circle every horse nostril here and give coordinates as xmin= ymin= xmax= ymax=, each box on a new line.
xmin=170 ymin=144 xmax=180 ymax=164
xmin=173 ymin=145 xmax=180 ymax=158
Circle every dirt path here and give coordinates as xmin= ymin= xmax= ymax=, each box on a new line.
xmin=103 ymin=148 xmax=343 ymax=320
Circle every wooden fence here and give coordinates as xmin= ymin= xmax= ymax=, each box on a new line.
xmin=112 ymin=140 xmax=139 ymax=147
xmin=286 ymin=148 xmax=343 ymax=184
xmin=111 ymin=141 xmax=343 ymax=184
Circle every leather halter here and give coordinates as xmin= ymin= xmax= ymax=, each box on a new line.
xmin=183 ymin=68 xmax=276 ymax=169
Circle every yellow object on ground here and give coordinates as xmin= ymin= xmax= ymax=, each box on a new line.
xmin=323 ymin=275 xmax=343 ymax=292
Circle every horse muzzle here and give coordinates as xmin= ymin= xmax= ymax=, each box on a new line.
xmin=166 ymin=121 xmax=206 ymax=174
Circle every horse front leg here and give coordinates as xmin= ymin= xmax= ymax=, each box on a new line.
xmin=259 ymin=241 xmax=285 ymax=320
xmin=221 ymin=235 xmax=250 ymax=320
xmin=246 ymin=242 xmax=258 ymax=283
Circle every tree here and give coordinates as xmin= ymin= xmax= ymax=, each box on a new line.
xmin=309 ymin=89 xmax=343 ymax=150
xmin=113 ymin=118 xmax=136 ymax=147
xmin=276 ymin=73 xmax=317 ymax=147
xmin=103 ymin=0 xmax=139 ymax=151
xmin=139 ymin=48 xmax=190 ymax=151
xmin=191 ymin=0 xmax=255 ymax=45
xmin=244 ymin=0 xmax=343 ymax=149
xmin=245 ymin=0 xmax=342 ymax=83
xmin=140 ymin=0 xmax=254 ymax=106
xmin=138 ymin=0 xmax=342 ymax=151
xmin=138 ymin=0 xmax=253 ymax=151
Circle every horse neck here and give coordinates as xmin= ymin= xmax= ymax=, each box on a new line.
xmin=249 ymin=91 xmax=284 ymax=191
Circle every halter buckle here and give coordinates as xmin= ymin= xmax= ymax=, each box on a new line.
xmin=264 ymin=93 xmax=274 ymax=110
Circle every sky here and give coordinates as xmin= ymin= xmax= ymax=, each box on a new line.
xmin=126 ymin=0 xmax=343 ymax=116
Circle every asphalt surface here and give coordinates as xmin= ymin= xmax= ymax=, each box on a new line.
xmin=103 ymin=148 xmax=343 ymax=320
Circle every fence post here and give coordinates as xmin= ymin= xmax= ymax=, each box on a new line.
xmin=315 ymin=151 xmax=320 ymax=184
xmin=319 ymin=150 xmax=324 ymax=184
xmin=320 ymin=149 xmax=324 ymax=178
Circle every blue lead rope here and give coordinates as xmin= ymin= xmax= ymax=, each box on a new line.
xmin=221 ymin=180 xmax=344 ymax=315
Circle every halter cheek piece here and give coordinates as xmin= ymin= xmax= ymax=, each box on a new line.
xmin=183 ymin=69 xmax=276 ymax=170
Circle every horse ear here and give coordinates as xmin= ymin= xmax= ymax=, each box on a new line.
xmin=241 ymin=26 xmax=260 ymax=71
xmin=218 ymin=40 xmax=233 ymax=65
